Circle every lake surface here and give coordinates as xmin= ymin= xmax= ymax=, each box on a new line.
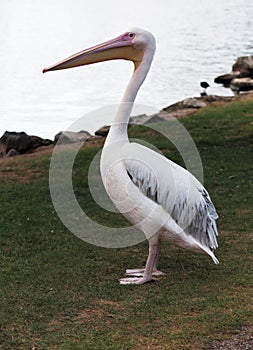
xmin=1 ymin=0 xmax=253 ymax=139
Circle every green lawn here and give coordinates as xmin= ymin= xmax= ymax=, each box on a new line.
xmin=0 ymin=100 xmax=252 ymax=350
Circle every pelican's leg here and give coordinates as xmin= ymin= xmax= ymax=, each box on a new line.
xmin=152 ymin=240 xmax=165 ymax=276
xmin=124 ymin=240 xmax=165 ymax=277
xmin=120 ymin=241 xmax=162 ymax=285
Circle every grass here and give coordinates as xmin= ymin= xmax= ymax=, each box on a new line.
xmin=0 ymin=100 xmax=252 ymax=350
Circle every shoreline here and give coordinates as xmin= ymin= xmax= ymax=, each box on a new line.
xmin=1 ymin=92 xmax=253 ymax=158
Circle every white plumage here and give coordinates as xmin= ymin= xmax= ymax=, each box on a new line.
xmin=43 ymin=27 xmax=219 ymax=285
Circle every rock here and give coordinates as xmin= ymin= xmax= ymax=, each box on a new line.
xmin=215 ymin=55 xmax=253 ymax=93
xmin=6 ymin=149 xmax=20 ymax=157
xmin=0 ymin=131 xmax=53 ymax=156
xmin=129 ymin=114 xmax=150 ymax=124
xmin=163 ymin=98 xmax=207 ymax=116
xmin=130 ymin=113 xmax=168 ymax=125
xmin=182 ymin=98 xmax=207 ymax=108
xmin=214 ymin=71 xmax=241 ymax=86
xmin=95 ymin=125 xmax=111 ymax=137
xmin=145 ymin=112 xmax=169 ymax=124
xmin=145 ymin=115 xmax=167 ymax=124
xmin=54 ymin=130 xmax=91 ymax=144
xmin=232 ymin=56 xmax=253 ymax=74
xmin=199 ymin=94 xmax=234 ymax=103
xmin=95 ymin=123 xmax=134 ymax=137
xmin=230 ymin=77 xmax=253 ymax=93
xmin=167 ymin=108 xmax=197 ymax=119
xmin=160 ymin=97 xmax=206 ymax=119
xmin=86 ymin=135 xmax=104 ymax=144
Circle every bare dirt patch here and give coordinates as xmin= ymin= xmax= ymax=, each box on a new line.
xmin=206 ymin=326 xmax=253 ymax=350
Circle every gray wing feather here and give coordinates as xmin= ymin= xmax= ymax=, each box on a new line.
xmin=124 ymin=157 xmax=218 ymax=250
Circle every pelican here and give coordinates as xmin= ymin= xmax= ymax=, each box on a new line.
xmin=43 ymin=28 xmax=219 ymax=285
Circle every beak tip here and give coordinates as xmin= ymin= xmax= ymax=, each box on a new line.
xmin=42 ymin=68 xmax=47 ymax=74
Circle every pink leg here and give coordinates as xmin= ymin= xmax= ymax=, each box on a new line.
xmin=153 ymin=239 xmax=162 ymax=271
xmin=124 ymin=240 xmax=165 ymax=278
xmin=120 ymin=241 xmax=164 ymax=285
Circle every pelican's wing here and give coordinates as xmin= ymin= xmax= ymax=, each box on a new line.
xmin=123 ymin=143 xmax=218 ymax=251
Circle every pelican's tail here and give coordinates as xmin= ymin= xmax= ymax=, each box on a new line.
xmin=194 ymin=240 xmax=219 ymax=264
xmin=207 ymin=249 xmax=219 ymax=264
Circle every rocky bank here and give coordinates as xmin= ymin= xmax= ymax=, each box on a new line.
xmin=1 ymin=92 xmax=253 ymax=158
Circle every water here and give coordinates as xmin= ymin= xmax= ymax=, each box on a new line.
xmin=1 ymin=0 xmax=253 ymax=139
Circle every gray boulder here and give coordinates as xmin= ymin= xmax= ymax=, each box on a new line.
xmin=182 ymin=98 xmax=207 ymax=108
xmin=130 ymin=114 xmax=150 ymax=124
xmin=54 ymin=131 xmax=91 ymax=144
xmin=130 ymin=113 xmax=167 ymax=125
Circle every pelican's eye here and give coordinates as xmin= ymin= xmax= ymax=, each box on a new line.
xmin=128 ymin=32 xmax=135 ymax=38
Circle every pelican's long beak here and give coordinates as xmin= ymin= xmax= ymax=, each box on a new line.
xmin=43 ymin=32 xmax=143 ymax=73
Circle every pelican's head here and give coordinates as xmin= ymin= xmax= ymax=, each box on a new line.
xmin=43 ymin=28 xmax=156 ymax=73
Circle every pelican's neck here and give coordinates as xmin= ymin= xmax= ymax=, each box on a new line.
xmin=105 ymin=49 xmax=155 ymax=146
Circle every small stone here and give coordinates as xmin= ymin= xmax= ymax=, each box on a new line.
xmin=182 ymin=98 xmax=207 ymax=108
xmin=6 ymin=148 xmax=20 ymax=157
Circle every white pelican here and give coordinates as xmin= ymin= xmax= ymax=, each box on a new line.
xmin=43 ymin=28 xmax=219 ymax=285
